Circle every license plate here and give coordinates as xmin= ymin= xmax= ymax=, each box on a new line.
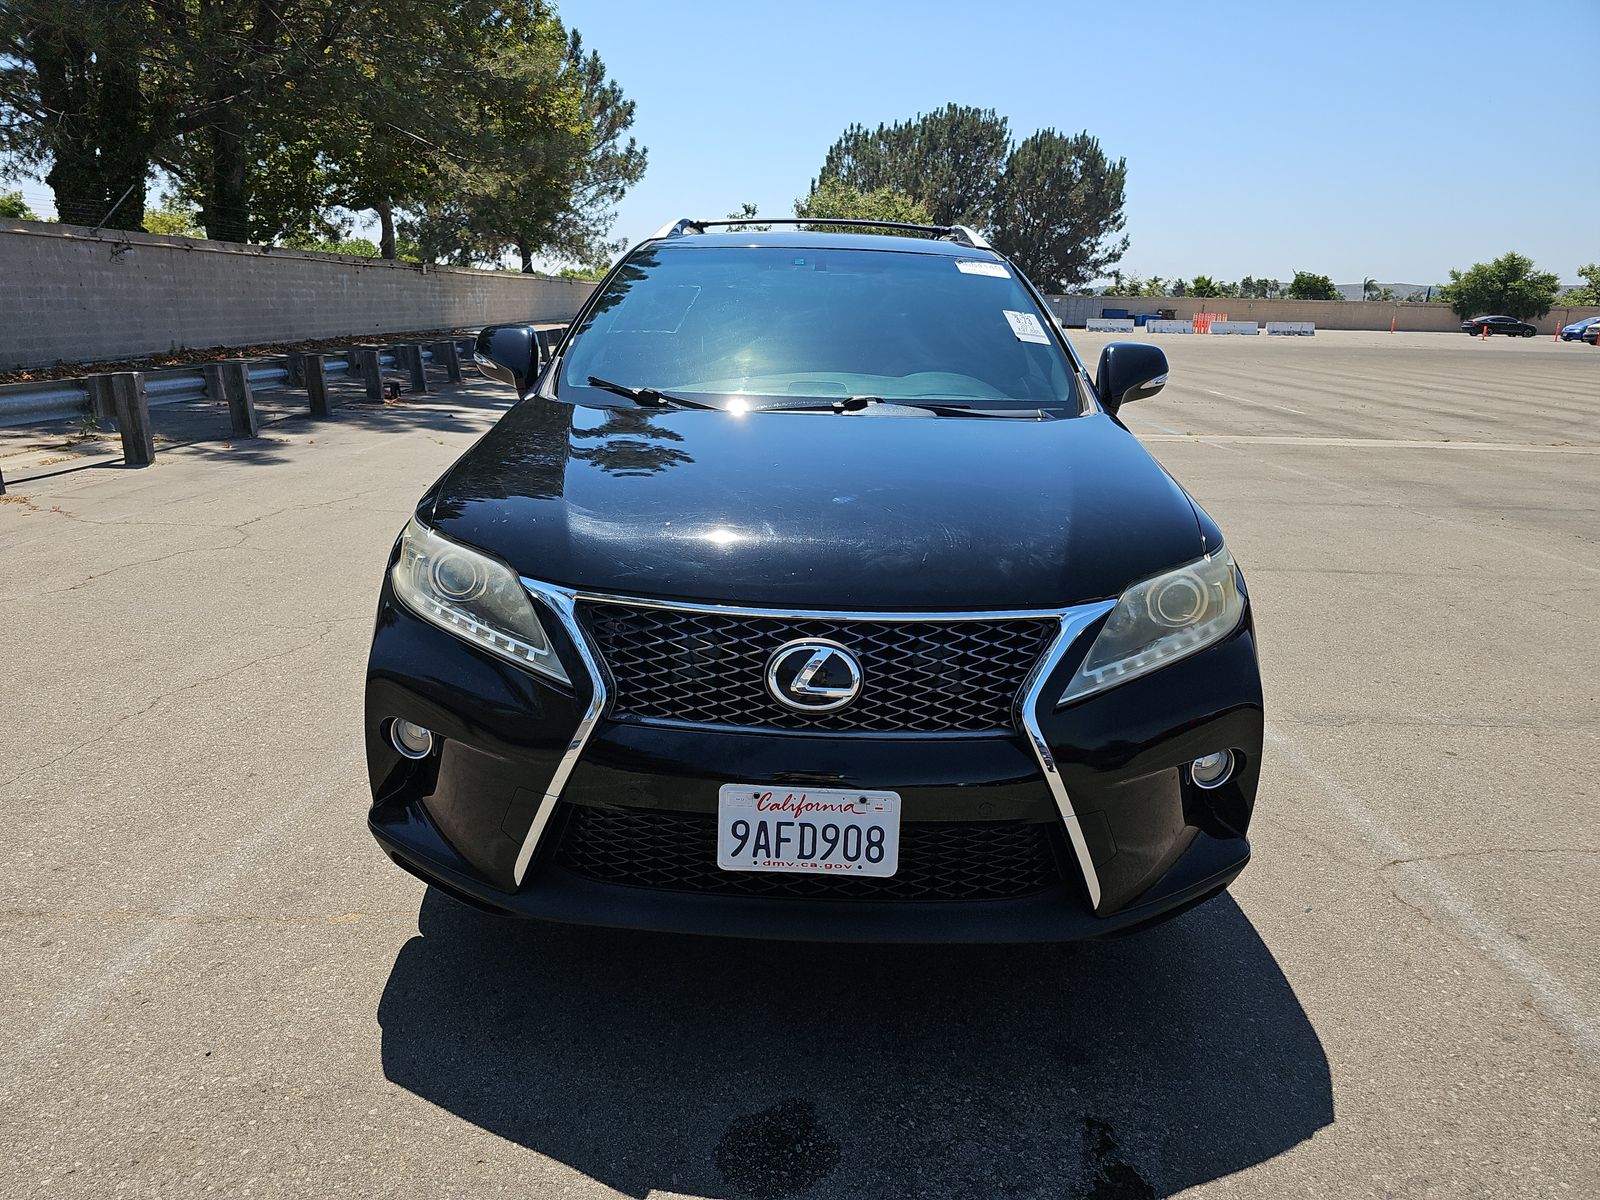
xmin=716 ymin=785 xmax=900 ymax=877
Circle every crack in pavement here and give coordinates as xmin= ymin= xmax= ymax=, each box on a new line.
xmin=0 ymin=621 xmax=347 ymax=793
xmin=40 ymin=529 xmax=250 ymax=595
xmin=1380 ymin=847 xmax=1599 ymax=868
xmin=21 ymin=489 xmax=400 ymax=597
xmin=1265 ymin=720 xmax=1600 ymax=1068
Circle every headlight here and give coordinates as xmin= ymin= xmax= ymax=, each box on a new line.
xmin=390 ymin=517 xmax=570 ymax=685
xmin=1057 ymin=550 xmax=1243 ymax=706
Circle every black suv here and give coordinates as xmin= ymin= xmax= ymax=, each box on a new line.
xmin=365 ymin=218 xmax=1263 ymax=941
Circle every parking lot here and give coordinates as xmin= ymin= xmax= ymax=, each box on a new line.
xmin=1 ymin=330 xmax=1595 ymax=1198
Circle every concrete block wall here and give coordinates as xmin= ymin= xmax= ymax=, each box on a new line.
xmin=0 ymin=218 xmax=599 ymax=369
xmin=1046 ymin=293 xmax=1600 ymax=336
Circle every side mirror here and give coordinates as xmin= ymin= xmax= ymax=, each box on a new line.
xmin=1095 ymin=342 xmax=1169 ymax=415
xmin=473 ymin=324 xmax=540 ymax=392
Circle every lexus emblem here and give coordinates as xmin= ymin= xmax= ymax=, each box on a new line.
xmin=764 ymin=639 xmax=863 ymax=713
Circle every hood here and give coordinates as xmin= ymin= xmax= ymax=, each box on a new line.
xmin=427 ymin=399 xmax=1205 ymax=611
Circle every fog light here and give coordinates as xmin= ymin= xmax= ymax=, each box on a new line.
xmin=390 ymin=719 xmax=435 ymax=759
xmin=1190 ymin=750 xmax=1234 ymax=789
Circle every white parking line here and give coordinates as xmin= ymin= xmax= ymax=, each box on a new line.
xmin=1265 ymin=721 xmax=1600 ymax=1067
xmin=1125 ymin=414 xmax=1184 ymax=436
xmin=1206 ymin=387 xmax=1308 ymax=416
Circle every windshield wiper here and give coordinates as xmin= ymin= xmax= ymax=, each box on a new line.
xmin=828 ymin=395 xmax=1036 ymax=419
xmin=585 ymin=375 xmax=717 ymax=410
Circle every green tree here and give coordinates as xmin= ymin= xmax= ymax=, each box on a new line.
xmin=992 ymin=129 xmax=1127 ymax=291
xmin=814 ymin=109 xmax=1130 ymax=290
xmin=814 ymin=104 xmax=1010 ymax=228
xmin=1169 ymin=278 xmax=1188 ymax=297
xmin=1361 ymin=276 xmax=1379 ymax=300
xmin=395 ymin=23 xmax=644 ymax=270
xmin=0 ymin=189 xmax=39 ymax=218
xmin=1 ymin=0 xmax=155 ymax=226
xmin=721 ymin=202 xmax=769 ymax=233
xmin=1190 ymin=275 xmax=1222 ymax=298
xmin=282 ymin=233 xmax=381 ymax=257
xmin=1437 ymin=252 xmax=1560 ymax=320
xmin=525 ymin=29 xmax=646 ymax=269
xmin=142 ymin=198 xmax=204 ymax=237
xmin=1237 ymin=276 xmax=1281 ymax=299
xmin=1556 ymin=263 xmax=1600 ymax=306
xmin=793 ymin=178 xmax=932 ymax=233
xmin=1287 ymin=271 xmax=1341 ymax=301
xmin=3 ymin=0 xmax=642 ymax=261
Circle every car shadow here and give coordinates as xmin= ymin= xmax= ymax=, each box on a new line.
xmin=378 ymin=889 xmax=1331 ymax=1199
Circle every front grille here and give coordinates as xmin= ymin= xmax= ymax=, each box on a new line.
xmin=553 ymin=805 xmax=1065 ymax=901
xmin=577 ymin=602 xmax=1056 ymax=733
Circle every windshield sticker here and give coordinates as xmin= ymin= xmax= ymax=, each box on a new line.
xmin=956 ymin=260 xmax=1011 ymax=278
xmin=1003 ymin=310 xmax=1051 ymax=344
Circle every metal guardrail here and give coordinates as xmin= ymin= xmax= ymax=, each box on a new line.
xmin=0 ymin=350 xmax=408 ymax=429
xmin=0 ymin=326 xmax=570 ymax=492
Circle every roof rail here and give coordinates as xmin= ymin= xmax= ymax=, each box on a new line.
xmin=649 ymin=217 xmax=992 ymax=251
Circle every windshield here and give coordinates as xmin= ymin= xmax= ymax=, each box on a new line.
xmin=557 ymin=244 xmax=1080 ymax=411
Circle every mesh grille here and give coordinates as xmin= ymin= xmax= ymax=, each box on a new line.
xmin=554 ymin=805 xmax=1064 ymax=901
xmin=577 ymin=603 xmax=1055 ymax=733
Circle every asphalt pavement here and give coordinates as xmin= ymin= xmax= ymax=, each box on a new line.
xmin=1 ymin=331 xmax=1595 ymax=1198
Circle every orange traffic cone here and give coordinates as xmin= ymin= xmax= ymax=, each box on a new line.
xmin=1481 ymin=322 xmax=1488 ymax=341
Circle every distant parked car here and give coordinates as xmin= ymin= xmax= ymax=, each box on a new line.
xmin=1583 ymin=322 xmax=1600 ymax=346
xmin=1462 ymin=315 xmax=1537 ymax=337
xmin=1558 ymin=315 xmax=1600 ymax=342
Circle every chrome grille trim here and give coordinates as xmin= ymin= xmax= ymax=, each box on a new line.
xmin=517 ymin=582 xmax=1114 ymax=910
xmin=1016 ymin=600 xmax=1118 ymax=911
xmin=577 ymin=599 xmax=1057 ymax=735
xmin=511 ymin=582 xmax=608 ymax=886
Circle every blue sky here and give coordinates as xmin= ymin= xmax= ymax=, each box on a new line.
xmin=563 ymin=0 xmax=1597 ymax=284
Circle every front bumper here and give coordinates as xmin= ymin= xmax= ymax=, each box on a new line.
xmin=365 ymin=580 xmax=1263 ymax=943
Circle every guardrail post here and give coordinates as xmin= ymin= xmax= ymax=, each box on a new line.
xmin=305 ymin=353 xmax=330 ymax=419
xmin=404 ymin=343 xmax=429 ymax=394
xmin=202 ymin=363 xmax=225 ymax=408
xmin=222 ymin=361 xmax=258 ymax=438
xmin=358 ymin=349 xmax=383 ymax=400
xmin=0 ymin=462 xmax=6 ymax=495
xmin=110 ymin=371 xmax=155 ymax=467
xmin=432 ymin=339 xmax=462 ymax=383
xmin=285 ymin=352 xmax=306 ymax=387
xmin=86 ymin=374 xmax=117 ymax=422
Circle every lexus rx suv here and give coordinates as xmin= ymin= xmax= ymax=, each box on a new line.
xmin=364 ymin=218 xmax=1264 ymax=941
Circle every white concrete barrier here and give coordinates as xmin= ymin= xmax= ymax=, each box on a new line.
xmin=1146 ymin=320 xmax=1192 ymax=334
xmin=1085 ymin=318 xmax=1136 ymax=332
xmin=1209 ymin=321 xmax=1259 ymax=335
xmin=1266 ymin=322 xmax=1316 ymax=336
